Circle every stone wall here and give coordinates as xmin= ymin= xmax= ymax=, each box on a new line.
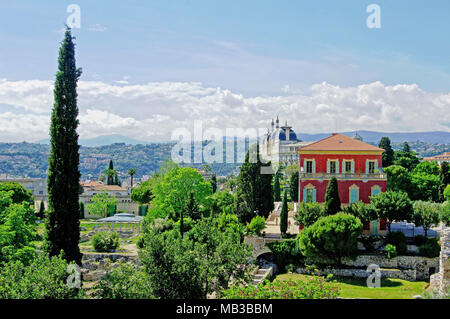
xmin=340 ymin=255 xmax=439 ymax=281
xmin=296 ymin=267 xmax=417 ymax=281
xmin=429 ymin=224 xmax=450 ymax=297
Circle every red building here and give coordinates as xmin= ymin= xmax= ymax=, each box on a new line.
xmin=298 ymin=133 xmax=387 ymax=234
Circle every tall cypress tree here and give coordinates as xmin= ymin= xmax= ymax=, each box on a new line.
xmin=280 ymin=189 xmax=288 ymax=234
xmin=324 ymin=177 xmax=341 ymax=215
xmin=439 ymin=162 xmax=450 ymax=202
xmin=210 ymin=175 xmax=217 ymax=193
xmin=273 ymin=170 xmax=281 ymax=202
xmin=236 ymin=143 xmax=274 ymax=223
xmin=44 ymin=27 xmax=82 ymax=265
xmin=289 ymin=171 xmax=299 ymax=202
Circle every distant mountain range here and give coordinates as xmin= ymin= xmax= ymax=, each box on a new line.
xmin=36 ymin=131 xmax=450 ymax=146
xmin=296 ymin=131 xmax=450 ymax=144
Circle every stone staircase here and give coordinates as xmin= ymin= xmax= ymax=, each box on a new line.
xmin=251 ymin=267 xmax=273 ymax=286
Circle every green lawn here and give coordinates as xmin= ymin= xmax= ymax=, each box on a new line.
xmin=275 ymin=273 xmax=428 ymax=299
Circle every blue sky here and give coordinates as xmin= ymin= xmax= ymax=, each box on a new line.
xmin=1 ymin=0 xmax=450 ymax=93
xmin=0 ymin=1 xmax=449 ymax=142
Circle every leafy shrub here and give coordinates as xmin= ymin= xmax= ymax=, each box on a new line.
xmin=296 ymin=202 xmax=324 ymax=227
xmin=0 ymin=254 xmax=84 ymax=299
xmin=246 ymin=216 xmax=266 ymax=236
xmin=385 ymin=231 xmax=407 ymax=255
xmin=419 ymin=238 xmax=441 ymax=258
xmin=92 ymin=231 xmax=120 ymax=252
xmin=413 ymin=235 xmax=428 ymax=247
xmin=221 ymin=275 xmax=340 ymax=299
xmin=94 ymin=262 xmax=154 ymax=299
xmin=267 ymin=239 xmax=303 ymax=272
xmin=385 ymin=244 xmax=397 ymax=259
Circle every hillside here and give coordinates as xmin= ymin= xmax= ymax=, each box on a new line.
xmin=0 ymin=138 xmax=448 ymax=179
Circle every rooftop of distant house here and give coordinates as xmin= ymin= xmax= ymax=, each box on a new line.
xmin=423 ymin=152 xmax=450 ymax=162
xmin=80 ymin=180 xmax=127 ymax=191
xmin=298 ymin=133 xmax=384 ymax=152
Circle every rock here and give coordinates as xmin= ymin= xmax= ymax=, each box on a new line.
xmin=82 ymin=270 xmax=106 ymax=282
xmin=413 ymin=295 xmax=423 ymax=299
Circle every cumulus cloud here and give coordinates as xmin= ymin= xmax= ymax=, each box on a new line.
xmin=0 ymin=79 xmax=448 ymax=143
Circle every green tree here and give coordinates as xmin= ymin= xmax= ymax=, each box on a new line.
xmin=393 ymin=143 xmax=421 ymax=171
xmin=323 ymin=177 xmax=341 ymax=215
xmin=94 ymin=262 xmax=154 ymax=299
xmin=298 ymin=213 xmax=362 ymax=266
xmin=246 ymin=216 xmax=266 ymax=236
xmin=370 ymin=191 xmax=413 ymax=233
xmin=0 ymin=254 xmax=84 ymax=299
xmin=131 ymin=179 xmax=153 ymax=204
xmin=414 ymin=161 xmax=440 ymax=176
xmin=148 ymin=167 xmax=212 ymax=220
xmin=296 ymin=202 xmax=324 ymax=227
xmin=273 ymin=171 xmax=281 ymax=202
xmin=280 ymin=189 xmax=288 ymax=234
xmin=439 ymin=162 xmax=450 ymax=202
xmin=44 ymin=27 xmax=82 ymax=265
xmin=440 ymin=201 xmax=450 ymax=226
xmin=342 ymin=201 xmax=378 ymax=224
xmin=127 ymin=168 xmax=136 ymax=189
xmin=411 ymin=173 xmax=440 ymax=202
xmin=384 ymin=165 xmax=414 ymax=195
xmin=378 ymin=137 xmax=394 ymax=167
xmin=289 ymin=171 xmax=299 ymax=202
xmin=0 ymin=203 xmax=37 ymax=265
xmin=235 ymin=144 xmax=274 ymax=223
xmin=413 ymin=201 xmax=441 ymax=237
xmin=0 ymin=182 xmax=33 ymax=206
xmin=86 ymin=192 xmax=117 ymax=218
xmin=444 ymin=185 xmax=450 ymax=202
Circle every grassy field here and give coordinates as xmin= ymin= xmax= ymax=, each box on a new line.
xmin=275 ymin=273 xmax=428 ymax=299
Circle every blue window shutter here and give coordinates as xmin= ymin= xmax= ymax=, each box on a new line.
xmin=351 ymin=161 xmax=355 ymax=174
xmin=312 ymin=160 xmax=316 ymax=174
xmin=303 ymin=188 xmax=307 ymax=202
xmin=372 ymin=189 xmax=380 ymax=196
xmin=336 ymin=160 xmax=340 ymax=174
xmin=365 ymin=160 xmax=369 ymax=174
xmin=350 ymin=189 xmax=358 ymax=203
xmin=375 ymin=160 xmax=379 ymax=172
xmin=327 ymin=160 xmax=330 ymax=174
xmin=312 ymin=189 xmax=316 ymax=202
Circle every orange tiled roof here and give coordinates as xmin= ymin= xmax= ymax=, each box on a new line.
xmin=298 ymin=133 xmax=384 ymax=152
xmin=80 ymin=181 xmax=126 ymax=192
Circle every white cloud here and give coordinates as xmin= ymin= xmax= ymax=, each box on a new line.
xmin=0 ymin=79 xmax=448 ymax=143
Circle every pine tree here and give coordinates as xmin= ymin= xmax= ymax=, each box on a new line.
xmin=280 ymin=189 xmax=288 ymax=234
xmin=289 ymin=171 xmax=299 ymax=202
xmin=324 ymin=177 xmax=341 ymax=215
xmin=401 ymin=142 xmax=410 ymax=153
xmin=273 ymin=171 xmax=281 ymax=202
xmin=378 ymin=137 xmax=394 ymax=167
xmin=439 ymin=162 xmax=450 ymax=202
xmin=236 ymin=144 xmax=274 ymax=223
xmin=44 ymin=27 xmax=82 ymax=265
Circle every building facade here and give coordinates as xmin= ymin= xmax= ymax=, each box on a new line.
xmin=0 ymin=177 xmax=47 ymax=210
xmin=79 ymin=181 xmax=139 ymax=218
xmin=298 ymin=133 xmax=387 ymax=235
xmin=260 ymin=117 xmax=311 ymax=168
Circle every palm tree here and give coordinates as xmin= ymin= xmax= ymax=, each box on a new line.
xmin=127 ymin=168 xmax=136 ymax=188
